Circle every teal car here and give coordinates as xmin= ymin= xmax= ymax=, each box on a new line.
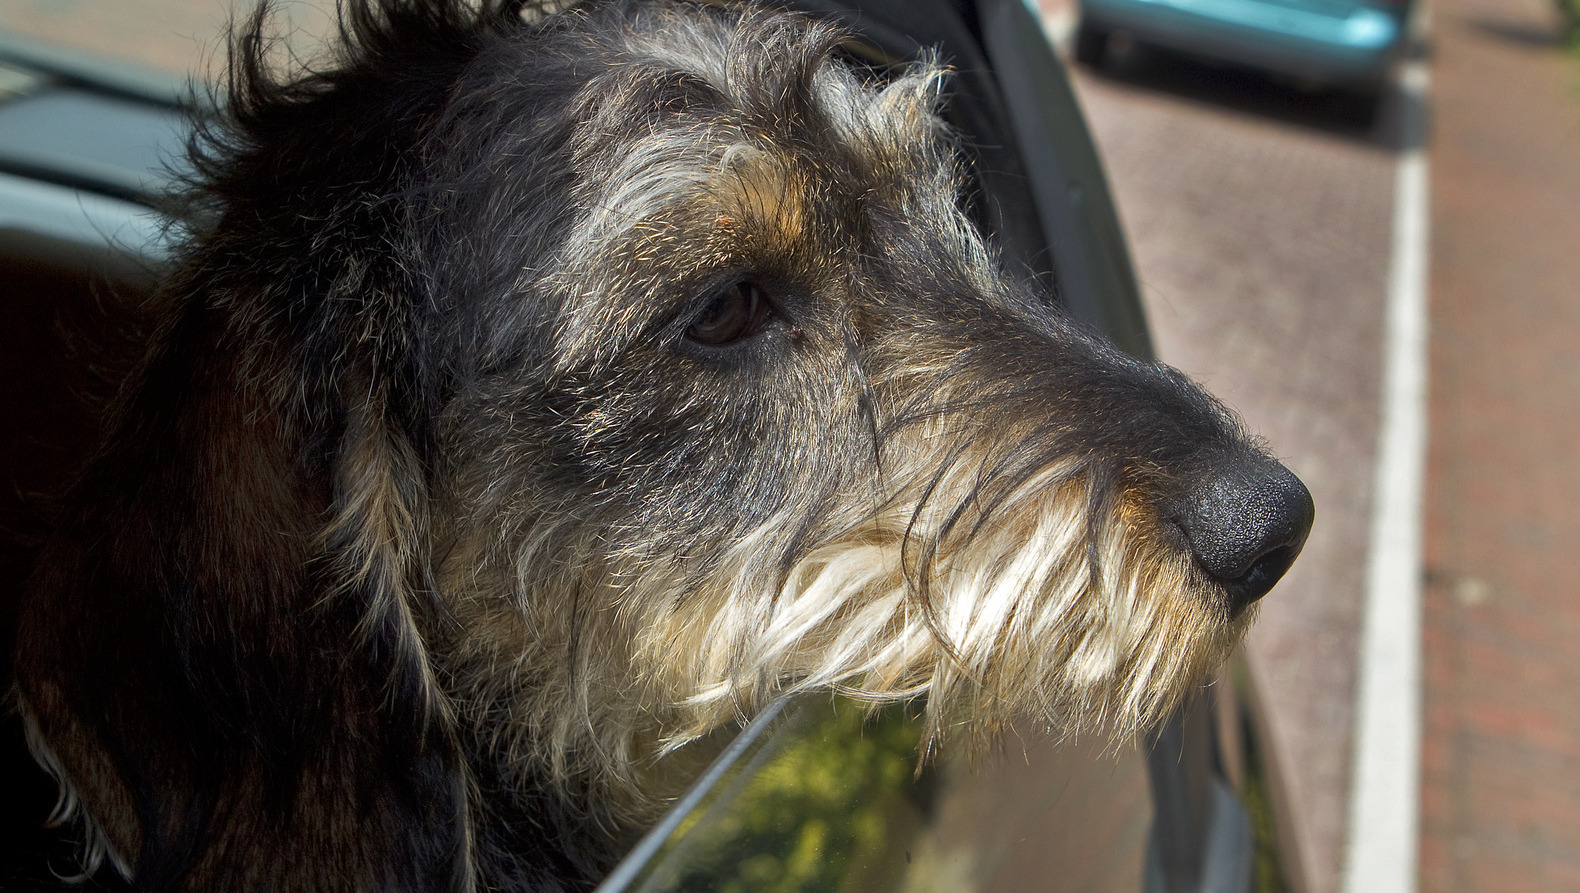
xmin=1075 ymin=0 xmax=1412 ymax=110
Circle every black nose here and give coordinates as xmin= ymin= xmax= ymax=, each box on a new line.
xmin=1177 ymin=460 xmax=1314 ymax=615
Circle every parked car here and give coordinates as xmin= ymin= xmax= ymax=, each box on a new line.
xmin=1074 ymin=0 xmax=1412 ymax=117
xmin=0 ymin=1 xmax=1299 ymax=890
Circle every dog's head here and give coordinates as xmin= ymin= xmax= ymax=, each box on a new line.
xmin=409 ymin=0 xmax=1312 ymax=756
xmin=14 ymin=0 xmax=1312 ymax=888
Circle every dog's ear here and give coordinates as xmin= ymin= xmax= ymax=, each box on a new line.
xmin=321 ymin=377 xmax=482 ymax=891
xmin=13 ymin=307 xmax=475 ymax=891
xmin=8 ymin=2 xmax=528 ymax=887
xmin=327 ymin=378 xmax=451 ymax=721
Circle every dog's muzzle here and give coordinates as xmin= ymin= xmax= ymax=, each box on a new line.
xmin=1174 ymin=458 xmax=1315 ymax=616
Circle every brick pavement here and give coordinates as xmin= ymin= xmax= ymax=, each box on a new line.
xmin=1421 ymin=0 xmax=1580 ymax=888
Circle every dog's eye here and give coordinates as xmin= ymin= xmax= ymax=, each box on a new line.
xmin=684 ymin=281 xmax=773 ymax=346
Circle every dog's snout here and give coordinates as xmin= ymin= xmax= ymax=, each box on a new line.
xmin=1177 ymin=460 xmax=1314 ymax=615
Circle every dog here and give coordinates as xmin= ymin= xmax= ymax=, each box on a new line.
xmin=11 ymin=0 xmax=1314 ymax=889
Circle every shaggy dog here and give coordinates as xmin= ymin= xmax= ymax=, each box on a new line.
xmin=12 ymin=0 xmax=1313 ymax=889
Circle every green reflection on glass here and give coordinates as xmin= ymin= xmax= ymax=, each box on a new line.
xmin=619 ymin=697 xmax=931 ymax=893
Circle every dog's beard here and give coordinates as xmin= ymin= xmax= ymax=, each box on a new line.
xmin=636 ymin=441 xmax=1251 ymax=748
xmin=437 ymin=421 xmax=1251 ymax=811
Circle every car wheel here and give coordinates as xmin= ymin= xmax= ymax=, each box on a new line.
xmin=1073 ymin=22 xmax=1110 ymax=68
xmin=1331 ymin=85 xmax=1384 ymax=128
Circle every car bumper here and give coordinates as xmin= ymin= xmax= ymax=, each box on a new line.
xmin=1081 ymin=0 xmax=1406 ymax=88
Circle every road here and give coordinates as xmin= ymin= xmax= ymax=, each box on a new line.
xmin=1064 ymin=1 xmax=1580 ymax=891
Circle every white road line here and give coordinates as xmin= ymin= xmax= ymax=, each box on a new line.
xmin=1341 ymin=57 xmax=1431 ymax=893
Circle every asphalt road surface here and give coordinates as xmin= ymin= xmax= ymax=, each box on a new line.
xmin=1063 ymin=1 xmax=1580 ymax=889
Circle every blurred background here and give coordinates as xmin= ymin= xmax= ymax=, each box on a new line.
xmin=2 ymin=0 xmax=1577 ymax=890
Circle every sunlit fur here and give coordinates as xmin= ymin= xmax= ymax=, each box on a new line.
xmin=13 ymin=1 xmax=1295 ymax=890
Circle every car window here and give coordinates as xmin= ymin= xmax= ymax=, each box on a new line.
xmin=600 ymin=697 xmax=1153 ymax=893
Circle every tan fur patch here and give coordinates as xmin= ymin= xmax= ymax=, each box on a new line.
xmin=714 ymin=145 xmax=808 ymax=247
